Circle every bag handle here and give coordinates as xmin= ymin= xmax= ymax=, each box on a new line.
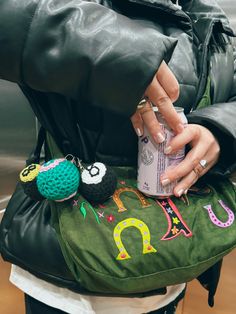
xmin=26 ymin=127 xmax=46 ymax=165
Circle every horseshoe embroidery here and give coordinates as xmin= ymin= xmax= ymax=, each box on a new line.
xmin=203 ymin=200 xmax=235 ymax=228
xmin=113 ymin=187 xmax=151 ymax=212
xmin=113 ymin=218 xmax=157 ymax=260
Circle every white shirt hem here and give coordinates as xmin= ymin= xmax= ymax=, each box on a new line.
xmin=10 ymin=265 xmax=186 ymax=314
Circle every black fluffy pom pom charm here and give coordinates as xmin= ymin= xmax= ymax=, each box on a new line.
xmin=79 ymin=162 xmax=117 ymax=203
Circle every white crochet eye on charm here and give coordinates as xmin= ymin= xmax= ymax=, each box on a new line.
xmin=79 ymin=162 xmax=117 ymax=204
xmin=82 ymin=163 xmax=106 ymax=184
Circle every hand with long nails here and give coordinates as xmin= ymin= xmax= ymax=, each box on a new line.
xmin=160 ymin=124 xmax=220 ymax=197
xmin=131 ymin=61 xmax=184 ymax=144
xmin=130 ymin=61 xmax=220 ymax=197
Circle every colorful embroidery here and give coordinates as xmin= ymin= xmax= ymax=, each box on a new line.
xmin=203 ymin=200 xmax=235 ymax=228
xmin=172 ymin=217 xmax=180 ymax=224
xmin=106 ymin=214 xmax=115 ymax=223
xmin=113 ymin=187 xmax=151 ymax=212
xmin=79 ymin=201 xmax=100 ymax=224
xmin=73 ymin=199 xmax=79 ymax=206
xmin=171 ymin=226 xmax=179 ymax=235
xmin=119 ymin=181 xmax=126 ymax=185
xmin=97 ymin=211 xmax=105 ymax=218
xmin=80 ymin=202 xmax=87 ymax=218
xmin=157 ymin=198 xmax=193 ymax=240
xmin=98 ymin=204 xmax=106 ymax=209
xmin=113 ymin=218 xmax=157 ymax=260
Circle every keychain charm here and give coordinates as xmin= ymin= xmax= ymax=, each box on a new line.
xmin=79 ymin=162 xmax=117 ymax=204
xmin=20 ymin=156 xmax=117 ymax=204
xmin=20 ymin=157 xmax=80 ymax=202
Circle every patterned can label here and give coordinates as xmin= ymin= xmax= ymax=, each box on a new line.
xmin=137 ymin=107 xmax=187 ymax=198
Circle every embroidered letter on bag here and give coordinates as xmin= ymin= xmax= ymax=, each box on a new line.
xmin=156 ymin=198 xmax=193 ymax=240
xmin=203 ymin=200 xmax=235 ymax=228
xmin=113 ymin=187 xmax=151 ymax=212
xmin=113 ymin=218 xmax=157 ymax=260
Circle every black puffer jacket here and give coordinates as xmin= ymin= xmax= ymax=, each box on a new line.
xmin=1 ymin=0 xmax=236 ymax=171
xmin=0 ymin=0 xmax=236 ymax=306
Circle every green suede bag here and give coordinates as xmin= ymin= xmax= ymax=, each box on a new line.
xmin=48 ymin=135 xmax=236 ymax=295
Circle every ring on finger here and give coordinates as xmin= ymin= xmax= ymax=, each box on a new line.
xmin=193 ymin=164 xmax=203 ymax=177
xmin=138 ymin=98 xmax=148 ymax=108
xmin=137 ymin=98 xmax=152 ymax=114
xmin=199 ymin=159 xmax=208 ymax=169
xmin=193 ymin=159 xmax=208 ymax=177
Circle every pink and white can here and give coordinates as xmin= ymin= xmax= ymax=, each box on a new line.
xmin=137 ymin=107 xmax=187 ymax=198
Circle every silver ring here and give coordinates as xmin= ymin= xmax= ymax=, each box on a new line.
xmin=193 ymin=159 xmax=208 ymax=177
xmin=137 ymin=99 xmax=153 ymax=117
xmin=199 ymin=159 xmax=208 ymax=169
xmin=137 ymin=98 xmax=147 ymax=108
xmin=137 ymin=97 xmax=152 ymax=109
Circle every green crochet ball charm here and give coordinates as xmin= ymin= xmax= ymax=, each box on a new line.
xmin=36 ymin=158 xmax=80 ymax=202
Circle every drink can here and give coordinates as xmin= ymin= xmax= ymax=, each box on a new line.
xmin=137 ymin=106 xmax=187 ymax=198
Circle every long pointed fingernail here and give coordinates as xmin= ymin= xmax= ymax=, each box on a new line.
xmin=164 ymin=146 xmax=172 ymax=154
xmin=161 ymin=178 xmax=170 ymax=186
xmin=155 ymin=132 xmax=165 ymax=144
xmin=177 ymin=189 xmax=184 ymax=197
xmin=135 ymin=128 xmax=142 ymax=137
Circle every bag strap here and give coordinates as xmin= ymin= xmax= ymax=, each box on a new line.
xmin=26 ymin=127 xmax=46 ymax=165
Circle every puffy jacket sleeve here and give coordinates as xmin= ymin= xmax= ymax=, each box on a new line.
xmin=0 ymin=0 xmax=177 ymax=116
xmin=184 ymin=0 xmax=236 ymax=176
xmin=187 ymin=102 xmax=236 ymax=176
xmin=187 ymin=43 xmax=236 ymax=176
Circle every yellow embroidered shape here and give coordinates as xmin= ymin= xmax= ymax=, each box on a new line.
xmin=112 ymin=187 xmax=151 ymax=212
xmin=113 ymin=218 xmax=157 ymax=260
